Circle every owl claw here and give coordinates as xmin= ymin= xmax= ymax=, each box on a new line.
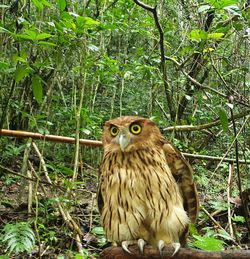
xmin=138 ymin=238 xmax=146 ymax=254
xmin=157 ymin=241 xmax=181 ymax=257
xmin=121 ymin=240 xmax=137 ymax=254
xmin=157 ymin=240 xmax=165 ymax=256
xmin=172 ymin=242 xmax=181 ymax=256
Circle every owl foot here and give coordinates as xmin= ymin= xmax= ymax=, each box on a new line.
xmin=157 ymin=240 xmax=181 ymax=257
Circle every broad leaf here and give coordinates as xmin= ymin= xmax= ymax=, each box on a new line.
xmin=189 ymin=29 xmax=207 ymax=41
xmin=57 ymin=0 xmax=66 ymax=12
xmin=14 ymin=65 xmax=32 ymax=82
xmin=31 ymin=0 xmax=43 ymax=10
xmin=32 ymin=75 xmax=43 ymax=104
xmin=91 ymin=227 xmax=105 ymax=235
xmin=208 ymin=33 xmax=224 ymax=40
xmin=218 ymin=108 xmax=229 ymax=132
xmin=193 ymin=235 xmax=224 ymax=251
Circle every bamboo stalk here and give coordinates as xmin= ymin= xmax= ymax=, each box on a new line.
xmin=0 ymin=129 xmax=102 ymax=147
xmin=1 ymin=129 xmax=250 ymax=164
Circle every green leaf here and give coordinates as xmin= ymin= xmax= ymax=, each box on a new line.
xmin=218 ymin=108 xmax=229 ymax=132
xmin=38 ymin=41 xmax=57 ymax=47
xmin=57 ymin=0 xmax=66 ymax=12
xmin=32 ymin=75 xmax=43 ymax=104
xmin=14 ymin=65 xmax=32 ymax=82
xmin=189 ymin=29 xmax=207 ymax=41
xmin=31 ymin=0 xmax=43 ymax=10
xmin=207 ymin=0 xmax=237 ymax=9
xmin=35 ymin=33 xmax=52 ymax=40
xmin=91 ymin=227 xmax=105 ymax=235
xmin=232 ymin=215 xmax=245 ymax=223
xmin=0 ymin=61 xmax=9 ymax=70
xmin=17 ymin=29 xmax=52 ymax=41
xmin=193 ymin=236 xmax=224 ymax=251
xmin=41 ymin=0 xmax=51 ymax=8
xmin=208 ymin=33 xmax=224 ymax=40
xmin=216 ymin=229 xmax=235 ymax=241
xmin=76 ymin=16 xmax=99 ymax=29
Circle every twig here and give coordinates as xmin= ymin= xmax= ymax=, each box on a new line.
xmin=0 ymin=164 xmax=60 ymax=186
xmin=156 ymin=99 xmax=169 ymax=120
xmin=227 ymin=163 xmax=234 ymax=237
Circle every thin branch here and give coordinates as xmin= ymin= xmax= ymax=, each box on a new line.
xmin=230 ymin=101 xmax=250 ymax=233
xmin=183 ymin=153 xmax=250 ymax=164
xmin=133 ymin=0 xmax=175 ymax=120
xmin=227 ymin=163 xmax=234 ymax=237
xmin=163 ymin=108 xmax=250 ymax=132
xmin=212 ymin=114 xmax=250 ymax=173
xmin=0 ymin=164 xmax=60 ymax=187
xmin=165 ymin=56 xmax=250 ymax=108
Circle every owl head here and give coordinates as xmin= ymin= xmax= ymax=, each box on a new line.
xmin=102 ymin=116 xmax=164 ymax=153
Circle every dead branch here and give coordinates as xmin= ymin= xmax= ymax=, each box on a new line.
xmin=100 ymin=246 xmax=250 ymax=259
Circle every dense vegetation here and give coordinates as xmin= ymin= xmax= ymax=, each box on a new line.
xmin=0 ymin=0 xmax=249 ymax=258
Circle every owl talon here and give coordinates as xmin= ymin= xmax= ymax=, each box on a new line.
xmin=157 ymin=240 xmax=165 ymax=256
xmin=121 ymin=240 xmax=137 ymax=254
xmin=138 ymin=238 xmax=146 ymax=254
xmin=172 ymin=242 xmax=181 ymax=256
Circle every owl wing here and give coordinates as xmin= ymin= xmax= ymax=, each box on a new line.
xmin=163 ymin=141 xmax=199 ymax=223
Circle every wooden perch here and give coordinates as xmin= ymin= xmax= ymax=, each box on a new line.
xmin=0 ymin=129 xmax=102 ymax=147
xmin=100 ymin=245 xmax=250 ymax=259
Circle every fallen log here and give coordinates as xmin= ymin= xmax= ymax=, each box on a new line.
xmin=100 ymin=245 xmax=250 ymax=259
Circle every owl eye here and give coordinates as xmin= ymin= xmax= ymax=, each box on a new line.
xmin=130 ymin=124 xmax=142 ymax=135
xmin=110 ymin=126 xmax=119 ymax=137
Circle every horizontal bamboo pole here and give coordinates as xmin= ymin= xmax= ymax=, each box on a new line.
xmin=0 ymin=129 xmax=102 ymax=147
xmin=1 ymin=129 xmax=249 ymax=164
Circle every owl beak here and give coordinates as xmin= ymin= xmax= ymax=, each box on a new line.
xmin=118 ymin=134 xmax=130 ymax=152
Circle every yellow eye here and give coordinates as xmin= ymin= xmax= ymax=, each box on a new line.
xmin=110 ymin=126 xmax=119 ymax=136
xmin=130 ymin=124 xmax=141 ymax=135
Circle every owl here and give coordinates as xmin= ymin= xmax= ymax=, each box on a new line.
xmin=98 ymin=116 xmax=198 ymax=255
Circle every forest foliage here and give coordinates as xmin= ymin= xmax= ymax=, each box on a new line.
xmin=0 ymin=0 xmax=249 ymax=257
